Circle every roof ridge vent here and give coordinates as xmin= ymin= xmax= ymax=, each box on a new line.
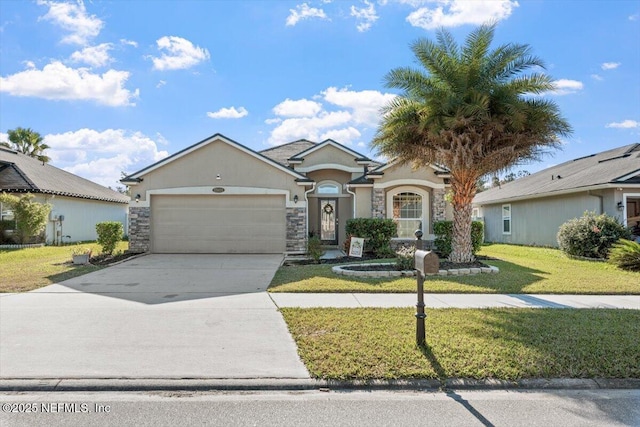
xmin=598 ymin=154 xmax=630 ymax=163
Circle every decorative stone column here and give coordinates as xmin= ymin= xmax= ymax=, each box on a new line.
xmin=128 ymin=206 xmax=150 ymax=253
xmin=286 ymin=207 xmax=306 ymax=253
xmin=433 ymin=189 xmax=446 ymax=222
xmin=372 ymin=189 xmax=385 ymax=218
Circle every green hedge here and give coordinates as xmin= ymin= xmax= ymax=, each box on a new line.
xmin=96 ymin=221 xmax=124 ymax=255
xmin=557 ymin=212 xmax=630 ymax=259
xmin=345 ymin=218 xmax=397 ymax=257
xmin=433 ymin=220 xmax=484 ymax=258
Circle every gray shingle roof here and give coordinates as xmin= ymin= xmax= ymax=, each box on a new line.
xmin=474 ymin=144 xmax=640 ymax=205
xmin=0 ymin=147 xmax=129 ymax=203
xmin=259 ymin=139 xmax=316 ymax=166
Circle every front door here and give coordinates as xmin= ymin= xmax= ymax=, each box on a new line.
xmin=319 ymin=199 xmax=338 ymax=245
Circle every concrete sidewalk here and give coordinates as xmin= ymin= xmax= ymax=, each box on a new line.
xmin=269 ymin=293 xmax=640 ymax=309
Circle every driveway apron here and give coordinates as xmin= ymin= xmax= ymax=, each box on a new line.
xmin=0 ymin=254 xmax=309 ymax=379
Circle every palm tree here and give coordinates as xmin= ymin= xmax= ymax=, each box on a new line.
xmin=373 ymin=23 xmax=571 ymax=263
xmin=7 ymin=127 xmax=51 ymax=163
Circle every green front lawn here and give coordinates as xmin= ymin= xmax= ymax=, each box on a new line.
xmin=281 ymin=307 xmax=640 ymax=380
xmin=0 ymin=241 xmax=129 ymax=293
xmin=269 ymin=244 xmax=639 ymax=294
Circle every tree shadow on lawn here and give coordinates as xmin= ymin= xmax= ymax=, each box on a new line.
xmin=269 ymin=259 xmax=549 ymax=294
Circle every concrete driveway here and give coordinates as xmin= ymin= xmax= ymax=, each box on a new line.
xmin=0 ymin=254 xmax=309 ymax=379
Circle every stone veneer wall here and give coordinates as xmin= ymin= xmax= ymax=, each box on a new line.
xmin=433 ymin=189 xmax=446 ymax=222
xmin=129 ymin=206 xmax=150 ymax=253
xmin=286 ymin=207 xmax=306 ymax=253
xmin=372 ymin=189 xmax=385 ymax=219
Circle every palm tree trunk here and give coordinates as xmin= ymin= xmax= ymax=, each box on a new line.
xmin=450 ymin=174 xmax=477 ymax=263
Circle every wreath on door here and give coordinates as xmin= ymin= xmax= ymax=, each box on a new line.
xmin=323 ymin=203 xmax=334 ymax=215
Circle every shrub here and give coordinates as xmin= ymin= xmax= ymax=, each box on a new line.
xmin=307 ymin=235 xmax=324 ymax=264
xmin=433 ymin=220 xmax=484 ymax=258
xmin=95 ymin=221 xmax=124 ymax=255
xmin=608 ymin=239 xmax=640 ymax=272
xmin=557 ymin=212 xmax=630 ymax=259
xmin=0 ymin=193 xmax=51 ymax=244
xmin=395 ymin=245 xmax=415 ymax=270
xmin=345 ymin=218 xmax=397 ymax=258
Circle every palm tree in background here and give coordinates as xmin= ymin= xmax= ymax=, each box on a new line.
xmin=5 ymin=127 xmax=51 ymax=163
xmin=373 ymin=23 xmax=571 ymax=263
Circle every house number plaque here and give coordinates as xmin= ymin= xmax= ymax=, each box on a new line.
xmin=212 ymin=187 xmax=225 ymax=193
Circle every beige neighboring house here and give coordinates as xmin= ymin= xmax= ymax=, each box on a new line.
xmin=0 ymin=147 xmax=129 ymax=244
xmin=121 ymin=133 xmax=453 ymax=254
xmin=473 ymin=143 xmax=640 ymax=247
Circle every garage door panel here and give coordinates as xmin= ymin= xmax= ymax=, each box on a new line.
xmin=151 ymin=195 xmax=286 ymax=253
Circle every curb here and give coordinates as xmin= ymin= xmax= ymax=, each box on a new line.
xmin=1 ymin=378 xmax=638 ymax=392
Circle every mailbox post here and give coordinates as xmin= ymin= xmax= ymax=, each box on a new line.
xmin=414 ymin=230 xmax=439 ymax=346
xmin=414 ymin=230 xmax=426 ymax=346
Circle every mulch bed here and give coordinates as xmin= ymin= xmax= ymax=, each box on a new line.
xmin=89 ymin=252 xmax=140 ymax=266
xmin=342 ymin=260 xmax=490 ymax=271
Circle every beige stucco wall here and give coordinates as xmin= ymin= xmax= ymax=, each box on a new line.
xmin=296 ymin=144 xmax=361 ymax=170
xmin=375 ymin=162 xmax=445 ymax=186
xmin=131 ymin=138 xmax=302 ymax=202
xmin=354 ymin=187 xmax=372 ymax=218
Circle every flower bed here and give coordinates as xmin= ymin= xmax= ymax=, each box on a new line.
xmin=332 ymin=262 xmax=499 ymax=278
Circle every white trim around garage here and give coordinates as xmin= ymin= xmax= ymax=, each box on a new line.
xmin=130 ymin=186 xmax=303 ymax=208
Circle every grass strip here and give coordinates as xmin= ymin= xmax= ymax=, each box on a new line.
xmin=281 ymin=307 xmax=640 ymax=380
xmin=269 ymin=244 xmax=640 ymax=294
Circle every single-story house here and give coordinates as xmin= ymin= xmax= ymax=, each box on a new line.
xmin=473 ymin=143 xmax=640 ymax=247
xmin=0 ymin=146 xmax=129 ymax=244
xmin=121 ymin=133 xmax=453 ymax=254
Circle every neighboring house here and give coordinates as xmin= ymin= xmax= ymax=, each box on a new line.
xmin=473 ymin=144 xmax=640 ymax=247
xmin=0 ymin=147 xmax=129 ymax=244
xmin=121 ymin=133 xmax=453 ymax=254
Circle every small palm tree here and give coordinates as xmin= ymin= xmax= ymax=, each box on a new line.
xmin=373 ymin=23 xmax=571 ymax=263
xmin=7 ymin=127 xmax=51 ymax=163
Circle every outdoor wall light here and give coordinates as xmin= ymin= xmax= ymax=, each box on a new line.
xmin=617 ymin=201 xmax=624 ymax=211
xmin=216 ymin=174 xmax=221 ymax=180
xmin=294 ymin=195 xmax=299 ymax=203
xmin=135 ymin=194 xmax=141 ymax=203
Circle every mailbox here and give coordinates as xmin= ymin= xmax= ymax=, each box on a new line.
xmin=414 ymin=250 xmax=439 ymax=275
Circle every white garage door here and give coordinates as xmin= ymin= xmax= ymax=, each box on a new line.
xmin=151 ymin=195 xmax=286 ymax=253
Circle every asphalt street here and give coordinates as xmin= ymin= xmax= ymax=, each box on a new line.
xmin=1 ymin=389 xmax=639 ymax=427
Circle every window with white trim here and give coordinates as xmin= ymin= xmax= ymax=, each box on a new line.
xmin=317 ymin=182 xmax=340 ymax=194
xmin=502 ymin=204 xmax=511 ymax=235
xmin=392 ymin=192 xmax=423 ymax=238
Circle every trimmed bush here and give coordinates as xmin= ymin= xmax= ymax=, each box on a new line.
xmin=608 ymin=239 xmax=640 ymax=272
xmin=96 ymin=221 xmax=124 ymax=255
xmin=345 ymin=218 xmax=397 ymax=258
xmin=433 ymin=220 xmax=484 ymax=258
xmin=395 ymin=245 xmax=415 ymax=270
xmin=557 ymin=212 xmax=630 ymax=259
xmin=307 ymin=235 xmax=324 ymax=264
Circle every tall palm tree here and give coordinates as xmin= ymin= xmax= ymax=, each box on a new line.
xmin=7 ymin=127 xmax=51 ymax=163
xmin=373 ymin=23 xmax=571 ymax=263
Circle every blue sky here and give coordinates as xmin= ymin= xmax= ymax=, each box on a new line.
xmin=1 ymin=0 xmax=639 ymax=189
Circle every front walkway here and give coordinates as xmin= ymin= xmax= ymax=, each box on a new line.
xmin=269 ymin=293 xmax=640 ymax=309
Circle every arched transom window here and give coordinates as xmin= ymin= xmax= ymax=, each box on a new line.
xmin=386 ymin=187 xmax=429 ymax=238
xmin=317 ymin=182 xmax=341 ymax=194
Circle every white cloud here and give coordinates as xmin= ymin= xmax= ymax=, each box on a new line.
xmin=286 ymin=3 xmax=329 ymax=26
xmin=548 ymin=79 xmax=583 ymax=96
xmin=0 ymin=61 xmax=139 ymax=106
xmin=351 ymin=1 xmax=379 ymax=32
xmin=629 ymin=14 xmax=639 ymax=21
xmin=44 ymin=128 xmax=169 ymax=187
xmin=601 ymin=62 xmax=621 ymax=70
xmin=0 ymin=132 xmax=8 ymax=144
xmin=272 ymin=98 xmax=322 ymax=117
xmin=590 ymin=74 xmax=603 ymax=81
xmin=120 ymin=39 xmax=138 ymax=48
xmin=151 ymin=36 xmax=210 ymax=71
xmin=70 ymin=43 xmax=113 ymax=67
xmin=606 ymin=120 xmax=639 ymax=129
xmin=406 ymin=0 xmax=518 ymax=29
xmin=23 ymin=60 xmax=36 ymax=69
xmin=207 ymin=106 xmax=248 ymax=119
xmin=320 ymin=127 xmax=362 ymax=144
xmin=156 ymin=80 xmax=166 ymax=88
xmin=266 ymin=86 xmax=396 ymax=146
xmin=322 ymin=86 xmax=396 ymax=126
xmin=37 ymin=0 xmax=103 ymax=45
xmin=268 ymin=111 xmax=352 ymax=145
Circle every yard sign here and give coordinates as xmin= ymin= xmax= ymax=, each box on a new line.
xmin=349 ymin=237 xmax=365 ymax=257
